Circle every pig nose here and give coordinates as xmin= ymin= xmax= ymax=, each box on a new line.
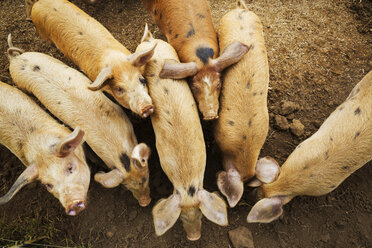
xmin=187 ymin=231 xmax=201 ymax=241
xmin=66 ymin=200 xmax=86 ymax=216
xmin=141 ymin=105 xmax=154 ymax=118
xmin=138 ymin=196 xmax=152 ymax=207
xmin=203 ymin=111 xmax=219 ymax=121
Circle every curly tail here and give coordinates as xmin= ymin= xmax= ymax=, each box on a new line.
xmin=7 ymin=34 xmax=24 ymax=58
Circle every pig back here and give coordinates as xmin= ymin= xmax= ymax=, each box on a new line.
xmin=263 ymin=71 xmax=372 ymax=198
xmin=215 ymin=9 xmax=269 ymax=179
xmin=8 ymin=52 xmax=137 ymax=164
xmin=142 ymin=40 xmax=206 ymax=188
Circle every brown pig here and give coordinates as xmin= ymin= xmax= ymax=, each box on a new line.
xmin=7 ymin=35 xmax=151 ymax=207
xmin=248 ymin=70 xmax=372 ymax=223
xmin=142 ymin=0 xmax=249 ymax=120
xmin=26 ymin=0 xmax=156 ymax=118
xmin=137 ymin=25 xmax=228 ymax=240
xmin=214 ymin=1 xmax=279 ymax=208
xmin=0 ymin=81 xmax=90 ymax=216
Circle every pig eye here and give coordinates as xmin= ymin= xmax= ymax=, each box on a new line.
xmin=46 ymin=184 xmax=54 ymax=191
xmin=114 ymin=86 xmax=125 ymax=96
xmin=191 ymin=84 xmax=201 ymax=94
xmin=139 ymin=78 xmax=147 ymax=85
xmin=66 ymin=163 xmax=75 ymax=174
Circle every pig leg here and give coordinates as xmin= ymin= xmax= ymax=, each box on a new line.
xmin=247 ymin=196 xmax=292 ymax=223
xmin=94 ymin=169 xmax=123 ymax=188
xmin=217 ymin=160 xmax=244 ymax=208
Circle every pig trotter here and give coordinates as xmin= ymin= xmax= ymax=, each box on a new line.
xmin=217 ymin=168 xmax=244 ymax=208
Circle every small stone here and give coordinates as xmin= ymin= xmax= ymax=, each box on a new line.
xmin=128 ymin=209 xmax=137 ymax=221
xmin=280 ymin=100 xmax=300 ymax=115
xmin=289 ymin=119 xmax=305 ymax=137
xmin=228 ymin=226 xmax=255 ymax=248
xmin=275 ymin=115 xmax=289 ymax=130
xmin=106 ymin=231 xmax=114 ymax=238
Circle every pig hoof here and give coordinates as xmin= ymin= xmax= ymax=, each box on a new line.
xmin=141 ymin=105 xmax=154 ymax=118
xmin=138 ymin=197 xmax=151 ymax=207
xmin=66 ymin=200 xmax=86 ymax=216
xmin=217 ymin=169 xmax=244 ymax=208
xmin=187 ymin=232 xmax=201 ymax=241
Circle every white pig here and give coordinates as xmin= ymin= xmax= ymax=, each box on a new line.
xmin=214 ymin=0 xmax=279 ymax=208
xmin=7 ymin=35 xmax=151 ymax=207
xmin=136 ymin=25 xmax=228 ymax=241
xmin=0 ymin=81 xmax=90 ymax=216
xmin=248 ymin=70 xmax=372 ymax=223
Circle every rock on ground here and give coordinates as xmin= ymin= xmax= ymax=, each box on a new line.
xmin=280 ymin=100 xmax=300 ymax=115
xmin=228 ymin=226 xmax=255 ymax=248
xmin=290 ymin=119 xmax=305 ymax=137
xmin=275 ymin=115 xmax=289 ymax=130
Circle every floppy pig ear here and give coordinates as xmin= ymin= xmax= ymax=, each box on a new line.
xmin=130 ymin=42 xmax=157 ymax=67
xmin=255 ymin=157 xmax=280 ymax=184
xmin=159 ymin=60 xmax=198 ymax=79
xmin=247 ymin=197 xmax=287 ymax=223
xmin=211 ymin=41 xmax=249 ymax=72
xmin=152 ymin=194 xmax=181 ymax=236
xmin=57 ymin=127 xmax=85 ymax=157
xmin=198 ymin=189 xmax=228 ymax=226
xmin=131 ymin=143 xmax=151 ymax=169
xmin=88 ymin=66 xmax=113 ymax=91
xmin=94 ymin=169 xmax=123 ymax=188
xmin=217 ymin=168 xmax=244 ymax=208
xmin=0 ymin=164 xmax=38 ymax=205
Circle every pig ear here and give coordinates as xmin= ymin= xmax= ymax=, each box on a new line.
xmin=57 ymin=127 xmax=85 ymax=157
xmin=88 ymin=66 xmax=113 ymax=91
xmin=129 ymin=42 xmax=157 ymax=67
xmin=0 ymin=164 xmax=38 ymax=205
xmin=159 ymin=60 xmax=198 ymax=79
xmin=237 ymin=0 xmax=248 ymax=9
xmin=255 ymin=157 xmax=280 ymax=184
xmin=141 ymin=23 xmax=154 ymax=43
xmin=131 ymin=143 xmax=151 ymax=169
xmin=247 ymin=197 xmax=286 ymax=223
xmin=211 ymin=41 xmax=249 ymax=72
xmin=153 ymin=193 xmax=181 ymax=236
xmin=198 ymin=189 xmax=228 ymax=226
xmin=217 ymin=168 xmax=244 ymax=207
xmin=94 ymin=169 xmax=124 ymax=188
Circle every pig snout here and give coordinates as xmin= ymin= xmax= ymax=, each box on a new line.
xmin=66 ymin=200 xmax=86 ymax=216
xmin=138 ymin=195 xmax=152 ymax=207
xmin=140 ymin=105 xmax=154 ymax=118
xmin=201 ymin=104 xmax=219 ymax=121
xmin=187 ymin=231 xmax=201 ymax=241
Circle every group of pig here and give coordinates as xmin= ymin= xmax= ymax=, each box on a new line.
xmin=0 ymin=0 xmax=371 ymax=241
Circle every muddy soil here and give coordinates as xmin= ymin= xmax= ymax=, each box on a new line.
xmin=0 ymin=0 xmax=371 ymax=247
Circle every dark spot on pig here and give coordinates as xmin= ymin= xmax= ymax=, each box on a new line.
xmin=309 ymin=174 xmax=314 ymax=178
xmin=339 ymin=106 xmax=344 ymax=111
xmin=18 ymin=142 xmax=23 ymax=150
xmin=246 ymin=82 xmax=250 ymax=89
xmin=68 ymin=77 xmax=71 ymax=81
xmin=167 ymin=121 xmax=173 ymax=126
xmin=153 ymin=59 xmax=157 ymax=64
xmin=329 ymin=185 xmax=336 ymax=189
xmin=149 ymin=74 xmax=155 ymax=77
xmin=142 ymin=177 xmax=147 ymax=184
xmin=188 ymin=186 xmax=196 ymax=197
xmin=298 ymin=144 xmax=302 ymax=148
xmin=175 ymin=34 xmax=179 ymax=39
xmin=303 ymin=164 xmax=309 ymax=170
xmin=29 ymin=126 xmax=35 ymax=133
xmin=243 ymin=135 xmax=247 ymax=140
xmin=20 ymin=65 xmax=25 ymax=70
xmin=227 ymin=107 xmax=231 ymax=111
xmin=248 ymin=119 xmax=252 ymax=127
xmin=57 ymin=101 xmax=61 ymax=105
xmin=253 ymin=113 xmax=257 ymax=117
xmin=169 ymin=29 xmax=172 ymax=35
xmin=240 ymin=26 xmax=244 ymax=30
xmin=198 ymin=13 xmax=205 ymax=18
xmin=330 ymin=137 xmax=333 ymax=142
xmin=154 ymin=9 xmax=157 ymax=16
xmin=163 ymin=87 xmax=169 ymax=95
xmin=33 ymin=65 xmax=40 ymax=71
xmin=53 ymin=8 xmax=57 ymax=11
xmin=120 ymin=153 xmax=131 ymax=172
xmin=354 ymin=131 xmax=360 ymax=139
xmin=79 ymin=31 xmax=83 ymax=35
xmin=165 ymin=110 xmax=170 ymax=115
xmin=250 ymin=44 xmax=255 ymax=50
xmin=260 ymin=91 xmax=263 ymax=95
xmin=354 ymin=107 xmax=361 ymax=115
xmin=105 ymin=110 xmax=110 ymax=117
xmin=139 ymin=78 xmax=147 ymax=85
xmin=187 ymin=23 xmax=195 ymax=38
xmin=252 ymin=73 xmax=255 ymax=77
xmin=159 ymin=13 xmax=163 ymax=20
xmin=196 ymin=47 xmax=214 ymax=64
xmin=99 ymin=104 xmax=103 ymax=110
xmin=325 ymin=151 xmax=329 ymax=160
xmin=342 ymin=166 xmax=349 ymax=170
xmin=228 ymin=121 xmax=235 ymax=126
xmin=253 ymin=92 xmax=257 ymax=96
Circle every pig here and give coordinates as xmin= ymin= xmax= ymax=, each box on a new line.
xmin=137 ymin=25 xmax=228 ymax=240
xmin=26 ymin=0 xmax=156 ymax=118
xmin=248 ymin=70 xmax=372 ymax=223
xmin=214 ymin=1 xmax=279 ymax=208
xmin=7 ymin=34 xmax=152 ymax=207
xmin=142 ymin=0 xmax=249 ymax=120
xmin=0 ymin=81 xmax=90 ymax=216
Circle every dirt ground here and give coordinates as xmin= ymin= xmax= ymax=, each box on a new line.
xmin=0 ymin=0 xmax=371 ymax=247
